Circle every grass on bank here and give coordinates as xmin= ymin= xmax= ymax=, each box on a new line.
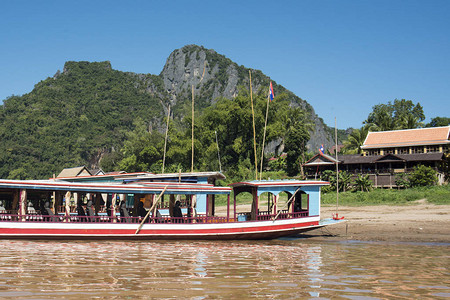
xmin=322 ymin=184 xmax=450 ymax=206
xmin=214 ymin=184 xmax=450 ymax=207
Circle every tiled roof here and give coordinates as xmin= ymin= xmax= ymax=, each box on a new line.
xmin=361 ymin=126 xmax=450 ymax=149
xmin=304 ymin=153 xmax=444 ymax=167
xmin=57 ymin=166 xmax=91 ymax=178
xmin=303 ymin=153 xmax=339 ymax=166
xmin=396 ymin=152 xmax=444 ymax=162
xmin=339 ymin=155 xmax=380 ymax=164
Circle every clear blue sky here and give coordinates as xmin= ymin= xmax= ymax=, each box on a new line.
xmin=1 ymin=0 xmax=449 ymax=129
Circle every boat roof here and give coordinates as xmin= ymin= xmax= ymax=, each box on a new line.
xmin=229 ymin=179 xmax=329 ymax=196
xmin=0 ymin=179 xmax=231 ymax=195
xmin=120 ymin=171 xmax=226 ymax=183
xmin=229 ymin=179 xmax=329 ymax=188
xmin=55 ymin=172 xmax=151 ymax=182
xmin=55 ymin=171 xmax=226 ymax=184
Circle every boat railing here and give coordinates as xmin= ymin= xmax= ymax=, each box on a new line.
xmin=0 ymin=210 xmax=310 ymax=224
xmin=234 ymin=210 xmax=309 ymax=222
xmin=57 ymin=205 xmax=110 ymax=214
xmin=0 ymin=213 xmax=230 ymax=224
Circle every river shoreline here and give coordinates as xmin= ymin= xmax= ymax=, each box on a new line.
xmin=304 ymin=202 xmax=450 ymax=243
xmin=217 ymin=202 xmax=450 ymax=243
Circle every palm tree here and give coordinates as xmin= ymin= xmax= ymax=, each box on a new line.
xmin=354 ymin=174 xmax=372 ymax=192
xmin=396 ymin=114 xmax=424 ymax=129
xmin=343 ymin=125 xmax=373 ymax=154
xmin=338 ymin=171 xmax=352 ymax=192
xmin=365 ymin=103 xmax=396 ymax=131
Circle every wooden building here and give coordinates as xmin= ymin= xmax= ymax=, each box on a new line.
xmin=303 ymin=126 xmax=450 ymax=187
xmin=361 ymin=126 xmax=450 ymax=156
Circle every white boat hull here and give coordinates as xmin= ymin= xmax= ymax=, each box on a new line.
xmin=0 ymin=216 xmax=332 ymax=240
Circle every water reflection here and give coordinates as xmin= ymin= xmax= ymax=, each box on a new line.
xmin=0 ymin=239 xmax=448 ymax=298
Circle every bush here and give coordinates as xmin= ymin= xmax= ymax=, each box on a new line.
xmin=408 ymin=165 xmax=437 ymax=187
xmin=395 ymin=173 xmax=410 ymax=188
xmin=353 ymin=174 xmax=372 ymax=192
xmin=268 ymin=155 xmax=286 ymax=171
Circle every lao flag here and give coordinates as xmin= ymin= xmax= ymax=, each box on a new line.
xmin=269 ymin=82 xmax=274 ymax=101
xmin=319 ymin=144 xmax=324 ymax=154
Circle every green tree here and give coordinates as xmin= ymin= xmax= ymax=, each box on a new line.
xmin=8 ymin=167 xmax=28 ymax=180
xmin=284 ymin=108 xmax=311 ymax=176
xmin=118 ymin=118 xmax=164 ymax=173
xmin=320 ymin=170 xmax=336 ymax=193
xmin=365 ymin=99 xmax=425 ymax=131
xmin=393 ymin=99 xmax=425 ymax=126
xmin=268 ymin=155 xmax=286 ymax=171
xmin=343 ymin=125 xmax=372 ymax=154
xmin=339 ymin=171 xmax=352 ymax=192
xmin=440 ymin=154 xmax=450 ymax=182
xmin=408 ymin=165 xmax=437 ymax=187
xmin=397 ymin=113 xmax=423 ymax=129
xmin=395 ymin=173 xmax=410 ymax=189
xmin=353 ymin=174 xmax=372 ymax=192
xmin=426 ymin=117 xmax=450 ymax=127
xmin=365 ymin=103 xmax=396 ymax=131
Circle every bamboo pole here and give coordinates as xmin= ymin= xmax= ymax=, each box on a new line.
xmin=162 ymin=105 xmax=170 ymax=173
xmin=135 ymin=186 xmax=168 ymax=235
xmin=191 ymin=85 xmax=194 ymax=173
xmin=335 ymin=117 xmax=339 ymax=217
xmin=52 ymin=174 xmax=56 ymax=213
xmin=259 ymin=91 xmax=271 ymax=180
xmin=249 ymin=70 xmax=258 ymax=180
xmin=215 ymin=130 xmax=222 ymax=173
xmin=272 ymin=188 xmax=300 ymax=221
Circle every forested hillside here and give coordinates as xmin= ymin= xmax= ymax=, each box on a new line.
xmin=0 ymin=45 xmax=335 ymax=179
xmin=0 ymin=61 xmax=170 ymax=178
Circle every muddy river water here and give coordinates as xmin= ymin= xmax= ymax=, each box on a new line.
xmin=0 ymin=239 xmax=448 ymax=299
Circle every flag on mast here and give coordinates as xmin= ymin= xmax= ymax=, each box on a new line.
xmin=319 ymin=144 xmax=324 ymax=154
xmin=269 ymin=82 xmax=274 ymax=101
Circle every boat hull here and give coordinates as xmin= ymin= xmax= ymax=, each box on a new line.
xmin=0 ymin=216 xmax=329 ymax=240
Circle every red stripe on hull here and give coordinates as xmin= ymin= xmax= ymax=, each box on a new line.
xmin=0 ymin=221 xmax=320 ymax=240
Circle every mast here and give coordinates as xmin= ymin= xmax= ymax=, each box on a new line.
xmin=335 ymin=117 xmax=339 ymax=218
xmin=259 ymin=82 xmax=272 ymax=180
xmin=162 ymin=105 xmax=170 ymax=174
xmin=215 ymin=130 xmax=222 ymax=173
xmin=249 ymin=70 xmax=258 ymax=180
xmin=191 ymin=85 xmax=195 ymax=173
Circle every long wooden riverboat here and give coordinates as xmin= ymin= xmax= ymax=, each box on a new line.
xmin=0 ymin=172 xmax=342 ymax=240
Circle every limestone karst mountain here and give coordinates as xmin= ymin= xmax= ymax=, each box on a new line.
xmin=0 ymin=45 xmax=334 ymax=178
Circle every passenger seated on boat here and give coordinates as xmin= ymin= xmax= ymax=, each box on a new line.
xmin=86 ymin=200 xmax=95 ymax=221
xmin=155 ymin=209 xmax=163 ymax=223
xmin=120 ymin=201 xmax=131 ymax=223
xmin=43 ymin=202 xmax=56 ymax=222
xmin=27 ymin=202 xmax=36 ymax=214
xmin=39 ymin=201 xmax=46 ymax=215
xmin=137 ymin=201 xmax=147 ymax=217
xmin=137 ymin=201 xmax=149 ymax=223
xmin=0 ymin=202 xmax=6 ymax=220
xmin=76 ymin=200 xmax=86 ymax=221
xmin=173 ymin=201 xmax=183 ymax=223
xmin=26 ymin=203 xmax=38 ymax=221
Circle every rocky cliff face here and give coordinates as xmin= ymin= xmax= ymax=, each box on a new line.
xmin=159 ymin=45 xmax=333 ymax=152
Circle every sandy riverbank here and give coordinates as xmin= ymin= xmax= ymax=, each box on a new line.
xmin=216 ymin=201 xmax=450 ymax=243
xmin=307 ymin=202 xmax=450 ymax=243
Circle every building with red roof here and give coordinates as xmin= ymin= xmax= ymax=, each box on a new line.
xmin=303 ymin=126 xmax=449 ymax=187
